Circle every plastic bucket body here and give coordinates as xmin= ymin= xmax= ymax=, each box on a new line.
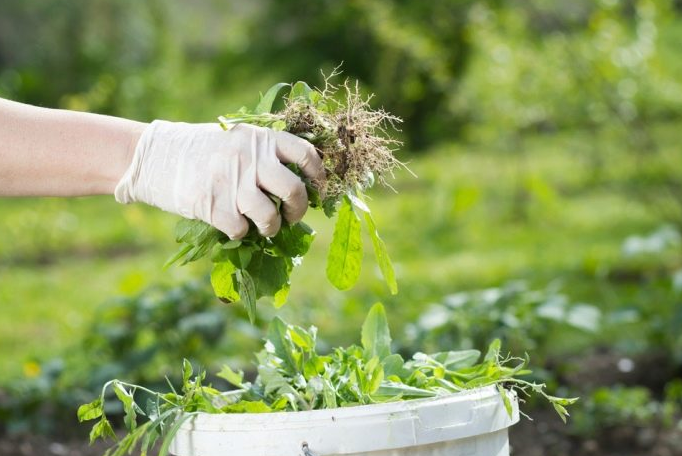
xmin=170 ymin=386 xmax=519 ymax=456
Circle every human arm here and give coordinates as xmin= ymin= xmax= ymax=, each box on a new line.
xmin=0 ymin=98 xmax=324 ymax=238
xmin=0 ymin=97 xmax=144 ymax=197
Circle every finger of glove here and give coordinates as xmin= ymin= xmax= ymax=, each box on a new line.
xmin=258 ymin=162 xmax=308 ymax=224
xmin=203 ymin=151 xmax=250 ymax=239
xmin=210 ymin=181 xmax=250 ymax=240
xmin=273 ymin=131 xmax=325 ymax=182
xmin=210 ymin=207 xmax=250 ymax=240
xmin=238 ymin=188 xmax=282 ymax=237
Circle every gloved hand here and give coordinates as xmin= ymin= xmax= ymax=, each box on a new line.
xmin=114 ymin=120 xmax=324 ymax=239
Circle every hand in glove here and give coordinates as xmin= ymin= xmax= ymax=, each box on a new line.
xmin=115 ymin=120 xmax=324 ymax=239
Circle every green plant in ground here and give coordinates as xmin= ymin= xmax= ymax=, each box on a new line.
xmin=571 ymin=382 xmax=682 ymax=438
xmin=79 ymin=303 xmax=577 ymax=456
xmin=166 ymin=75 xmax=405 ymax=323
xmin=403 ymin=281 xmax=601 ymax=360
xmin=0 ymin=281 xmax=258 ymax=435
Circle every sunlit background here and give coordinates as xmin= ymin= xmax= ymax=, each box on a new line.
xmin=1 ymin=1 xmax=682 ymax=454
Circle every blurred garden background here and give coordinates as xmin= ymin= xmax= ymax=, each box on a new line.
xmin=1 ymin=0 xmax=682 ymax=454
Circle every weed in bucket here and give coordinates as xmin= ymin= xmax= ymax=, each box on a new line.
xmin=79 ymin=303 xmax=577 ymax=456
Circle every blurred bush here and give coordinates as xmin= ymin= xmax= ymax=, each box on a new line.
xmin=0 ymin=280 xmax=258 ymax=435
xmin=401 ymin=280 xmax=601 ymax=363
xmin=2 ymin=0 xmax=682 ymax=149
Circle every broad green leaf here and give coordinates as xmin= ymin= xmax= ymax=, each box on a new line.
xmin=271 ymin=120 xmax=287 ymax=131
xmin=322 ymin=378 xmax=338 ymax=408
xmin=77 ymin=398 xmax=103 ymax=422
xmin=381 ymin=354 xmax=406 ymax=378
xmin=237 ymin=269 xmax=257 ymax=323
xmin=273 ymin=284 xmax=290 ymax=309
xmin=361 ymin=303 xmax=392 ymax=360
xmin=432 ymin=350 xmax=481 ymax=371
xmin=271 ymin=222 xmax=315 ymax=258
xmin=217 ymin=365 xmax=244 ymax=388
xmin=210 ymin=240 xmax=243 ymax=262
xmin=223 ymin=246 xmax=253 ymax=269
xmin=255 ymin=82 xmax=290 ymax=114
xmin=247 ymin=251 xmax=291 ymax=301
xmin=484 ymin=339 xmax=502 ymax=362
xmin=223 ymin=400 xmax=273 ymax=413
xmin=89 ymin=417 xmax=116 ymax=444
xmin=364 ymin=212 xmax=398 ymax=295
xmin=326 ymin=197 xmax=363 ymax=290
xmin=210 ymin=262 xmax=239 ymax=302
xmin=367 ymin=361 xmax=385 ymax=394
xmin=289 ymin=81 xmax=313 ymax=102
xmin=289 ymin=325 xmax=314 ymax=350
xmin=266 ymin=317 xmax=297 ymax=372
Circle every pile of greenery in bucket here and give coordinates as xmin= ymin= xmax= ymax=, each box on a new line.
xmin=166 ymin=72 xmax=409 ymax=323
xmin=78 ymin=303 xmax=578 ymax=456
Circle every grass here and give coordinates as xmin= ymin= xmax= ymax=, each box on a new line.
xmin=0 ymin=120 xmax=680 ymax=381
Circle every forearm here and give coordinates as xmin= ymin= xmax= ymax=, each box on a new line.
xmin=0 ymin=98 xmax=146 ymax=197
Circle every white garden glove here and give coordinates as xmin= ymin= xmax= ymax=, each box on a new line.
xmin=114 ymin=120 xmax=324 ymax=239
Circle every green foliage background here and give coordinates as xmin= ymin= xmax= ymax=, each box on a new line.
xmin=1 ymin=0 xmax=682 ymax=450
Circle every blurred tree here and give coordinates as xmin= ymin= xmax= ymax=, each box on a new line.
xmin=220 ymin=0 xmax=479 ymax=148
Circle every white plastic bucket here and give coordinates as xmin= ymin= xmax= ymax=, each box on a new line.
xmin=170 ymin=386 xmax=519 ymax=456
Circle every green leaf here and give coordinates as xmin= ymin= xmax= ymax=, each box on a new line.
xmin=158 ymin=413 xmax=195 ymax=456
xmin=289 ymin=325 xmax=314 ymax=351
xmin=271 ymin=222 xmax=315 ymax=258
xmin=367 ymin=359 xmax=385 ymax=394
xmin=237 ymin=269 xmax=257 ymax=324
xmin=222 ymin=246 xmax=253 ymax=269
xmin=247 ymin=251 xmax=291 ymax=302
xmin=267 ymin=317 xmax=297 ymax=372
xmin=210 ymin=262 xmax=239 ymax=302
xmin=182 ymin=359 xmax=193 ymax=387
xmin=273 ymin=284 xmax=290 ymax=309
xmin=271 ymin=120 xmax=287 ymax=131
xmin=547 ymin=395 xmax=580 ymax=406
xmin=484 ymin=339 xmax=502 ymax=362
xmin=113 ymin=382 xmax=137 ymax=432
xmin=255 ymin=82 xmax=290 ymax=114
xmin=326 ymin=197 xmax=363 ymax=290
xmin=77 ymin=398 xmax=103 ymax=422
xmin=432 ymin=350 xmax=481 ymax=371
xmin=210 ymin=240 xmax=243 ymax=262
xmin=217 ymin=365 xmax=244 ymax=388
xmin=223 ymin=400 xmax=273 ymax=413
xmin=374 ymin=382 xmax=436 ymax=399
xmin=175 ymin=219 xmax=215 ymax=245
xmin=89 ymin=417 xmax=116 ymax=444
xmin=322 ymin=378 xmax=338 ymax=408
xmin=364 ymin=212 xmax=398 ymax=295
xmin=163 ymin=244 xmax=193 ymax=269
xmin=361 ymin=303 xmax=392 ymax=361
xmin=498 ymin=384 xmax=513 ymax=418
xmin=381 ymin=354 xmax=406 ymax=378
xmin=289 ymin=81 xmax=313 ymax=102
xmin=553 ymin=402 xmax=569 ymax=423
